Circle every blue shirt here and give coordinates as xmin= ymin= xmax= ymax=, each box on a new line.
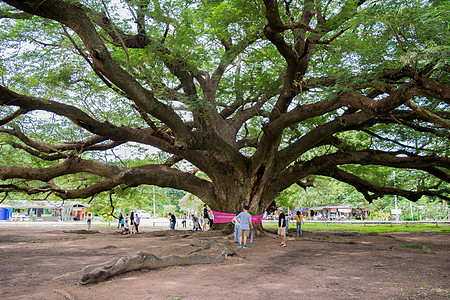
xmin=237 ymin=212 xmax=252 ymax=230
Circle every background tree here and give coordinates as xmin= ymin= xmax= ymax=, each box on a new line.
xmin=0 ymin=0 xmax=449 ymax=224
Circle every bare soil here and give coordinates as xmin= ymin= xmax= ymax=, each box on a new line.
xmin=0 ymin=223 xmax=449 ymax=300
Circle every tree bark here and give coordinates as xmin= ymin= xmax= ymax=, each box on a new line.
xmin=79 ymin=251 xmax=224 ymax=285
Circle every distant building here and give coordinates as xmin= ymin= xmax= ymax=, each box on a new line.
xmin=0 ymin=200 xmax=89 ymax=221
xmin=309 ymin=203 xmax=369 ymax=220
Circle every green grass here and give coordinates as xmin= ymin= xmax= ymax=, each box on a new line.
xmin=404 ymin=242 xmax=429 ymax=249
xmin=263 ymin=222 xmax=450 ymax=233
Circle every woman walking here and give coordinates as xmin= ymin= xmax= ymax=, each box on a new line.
xmin=295 ymin=211 xmax=303 ymax=236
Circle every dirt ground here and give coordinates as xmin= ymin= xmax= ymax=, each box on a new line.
xmin=0 ymin=223 xmax=449 ymax=300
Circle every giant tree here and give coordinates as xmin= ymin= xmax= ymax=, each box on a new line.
xmin=0 ymin=0 xmax=449 ymax=223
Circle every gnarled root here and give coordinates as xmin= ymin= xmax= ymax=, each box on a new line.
xmin=79 ymin=252 xmax=224 ymax=285
xmin=189 ymin=238 xmax=237 ymax=257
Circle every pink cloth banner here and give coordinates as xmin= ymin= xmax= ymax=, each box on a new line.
xmin=211 ymin=211 xmax=264 ymax=223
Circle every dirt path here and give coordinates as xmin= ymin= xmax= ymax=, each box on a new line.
xmin=0 ymin=223 xmax=449 ymax=299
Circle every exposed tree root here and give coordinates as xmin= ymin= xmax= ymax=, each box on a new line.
xmin=79 ymin=252 xmax=224 ymax=285
xmin=53 ymin=289 xmax=75 ymax=300
xmin=146 ymin=230 xmax=191 ymax=237
xmin=188 ymin=238 xmax=237 ymax=257
xmin=255 ymin=228 xmax=276 ymax=237
xmin=63 ymin=230 xmax=99 ymax=234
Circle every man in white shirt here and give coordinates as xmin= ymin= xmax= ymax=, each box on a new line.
xmin=134 ymin=213 xmax=141 ymax=234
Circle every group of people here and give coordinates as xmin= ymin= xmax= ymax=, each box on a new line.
xmin=165 ymin=204 xmax=304 ymax=249
xmin=230 ymin=207 xmax=304 ymax=249
xmin=187 ymin=204 xmax=214 ymax=231
xmin=277 ymin=208 xmax=304 ymax=247
xmin=117 ymin=212 xmax=141 ymax=235
xmin=110 ymin=205 xmax=304 ymax=248
xmin=169 ymin=204 xmax=214 ymax=231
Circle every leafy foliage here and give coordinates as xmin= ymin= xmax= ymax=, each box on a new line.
xmin=0 ymin=0 xmax=448 ymax=214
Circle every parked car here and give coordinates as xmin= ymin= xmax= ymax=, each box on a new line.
xmin=136 ymin=210 xmax=151 ymax=219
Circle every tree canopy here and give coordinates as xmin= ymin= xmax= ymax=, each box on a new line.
xmin=0 ymin=0 xmax=449 ymax=214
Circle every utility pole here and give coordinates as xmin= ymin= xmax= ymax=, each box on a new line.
xmin=393 ymin=170 xmax=400 ymax=221
xmin=394 ymin=170 xmax=398 ymax=210
xmin=153 ymin=186 xmax=156 ymax=217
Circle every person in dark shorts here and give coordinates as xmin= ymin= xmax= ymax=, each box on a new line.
xmin=278 ymin=207 xmax=287 ymax=247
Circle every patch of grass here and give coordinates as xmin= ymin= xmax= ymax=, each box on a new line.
xmin=91 ymin=224 xmax=111 ymax=228
xmin=404 ymin=242 xmax=428 ymax=250
xmin=262 ymin=221 xmax=450 ymax=233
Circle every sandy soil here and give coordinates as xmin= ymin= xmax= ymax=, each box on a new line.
xmin=0 ymin=223 xmax=449 ymax=300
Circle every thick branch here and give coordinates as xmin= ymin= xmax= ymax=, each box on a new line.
xmin=0 ymin=108 xmax=29 ymax=126
xmin=0 ymin=9 xmax=32 ymax=19
xmin=0 ymin=156 xmax=122 ymax=183
xmin=0 ymin=157 xmax=213 ymax=200
xmin=1 ymin=126 xmax=111 ymax=153
xmin=263 ymin=0 xmax=297 ymax=65
xmin=275 ymin=111 xmax=375 ymax=169
xmin=318 ymin=166 xmax=450 ymax=202
xmin=272 ymin=151 xmax=449 ymax=203
xmin=86 ymin=6 xmax=199 ymax=98
xmin=339 ymin=77 xmax=450 ymax=116
xmin=0 ymin=85 xmax=177 ymax=152
xmin=339 ymin=82 xmax=421 ymax=115
xmin=405 ymin=100 xmax=450 ymax=129
xmin=3 ymin=0 xmax=192 ymax=144
xmin=310 ymin=151 xmax=450 ymax=179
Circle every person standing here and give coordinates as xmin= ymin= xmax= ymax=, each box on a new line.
xmin=130 ymin=212 xmax=135 ymax=234
xmin=278 ymin=207 xmax=287 ymax=247
xmin=285 ymin=213 xmax=289 ymax=235
xmin=117 ymin=213 xmax=123 ymax=228
xmin=295 ymin=211 xmax=303 ymax=236
xmin=191 ymin=214 xmax=200 ymax=231
xmin=202 ymin=204 xmax=210 ymax=231
xmin=87 ymin=213 xmax=92 ymax=230
xmin=237 ymin=206 xmax=253 ymax=248
xmin=169 ymin=213 xmax=176 ymax=230
xmin=231 ymin=212 xmax=240 ymax=244
xmin=182 ymin=214 xmax=187 ymax=228
xmin=208 ymin=209 xmax=214 ymax=228
xmin=134 ymin=212 xmax=141 ymax=234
